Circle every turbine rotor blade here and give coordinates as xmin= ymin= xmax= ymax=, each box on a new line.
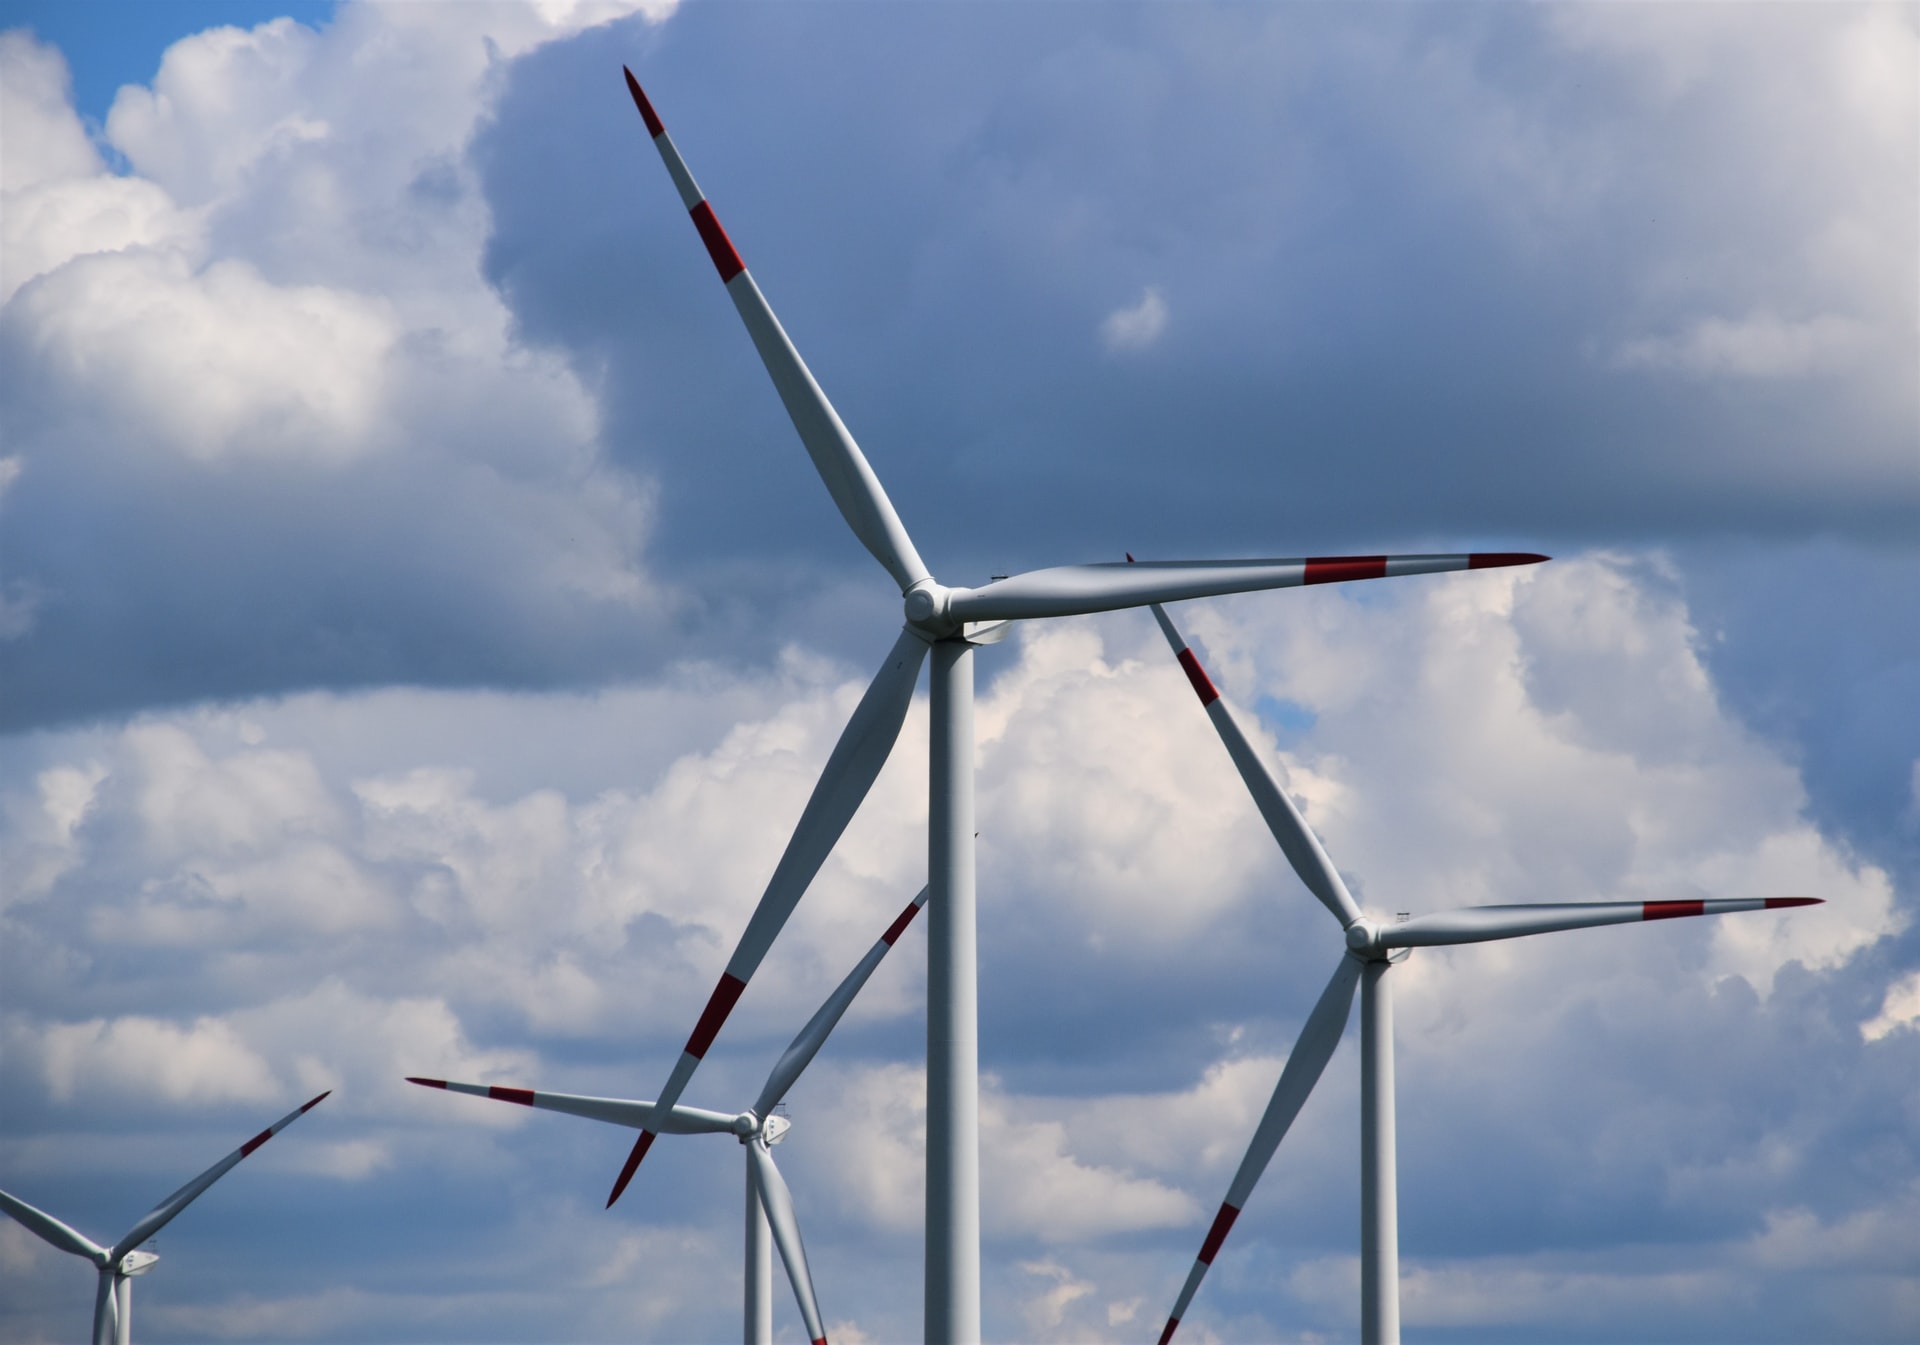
xmin=404 ymin=1078 xmax=739 ymax=1134
xmin=1380 ymin=896 xmax=1823 ymax=948
xmin=0 ymin=1187 xmax=108 ymax=1264
xmin=949 ymin=553 xmax=1546 ymax=623
xmin=610 ymin=627 xmax=928 ymax=1206
xmin=1161 ymin=955 xmax=1362 ymax=1344
xmin=622 ymin=68 xmax=929 ymax=593
xmin=113 ymin=1274 xmax=131 ymax=1345
xmin=753 ymin=885 xmax=929 ymax=1118
xmin=1150 ymin=602 xmax=1362 ymax=929
xmin=748 ymin=1140 xmax=829 ymax=1345
xmin=93 ymin=1267 xmax=116 ymax=1345
xmin=108 ymin=1092 xmax=329 ymax=1261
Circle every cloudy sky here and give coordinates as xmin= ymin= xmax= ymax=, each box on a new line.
xmin=0 ymin=1 xmax=1916 ymax=1341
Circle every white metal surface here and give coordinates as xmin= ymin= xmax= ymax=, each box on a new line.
xmin=926 ymin=639 xmax=981 ymax=1344
xmin=1360 ymin=961 xmax=1399 ymax=1345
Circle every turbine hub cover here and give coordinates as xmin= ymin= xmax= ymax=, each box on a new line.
xmin=903 ymin=580 xmax=951 ymax=630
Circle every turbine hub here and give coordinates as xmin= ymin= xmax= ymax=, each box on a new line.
xmin=1344 ymin=919 xmax=1410 ymax=962
xmin=903 ymin=579 xmax=953 ymax=633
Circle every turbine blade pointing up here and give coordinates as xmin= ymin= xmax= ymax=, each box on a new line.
xmin=622 ymin=67 xmax=929 ymax=595
xmin=753 ymin=885 xmax=930 ymax=1119
xmin=1383 ymin=896 xmax=1823 ymax=948
xmin=1161 ymin=955 xmax=1362 ymax=1345
xmin=1149 ymin=600 xmax=1363 ymax=930
xmin=954 ymin=553 xmax=1546 ymax=623
xmin=109 ymin=1092 xmax=329 ymax=1262
xmin=608 ymin=627 xmax=928 ymax=1206
xmin=0 ymin=1187 xmax=108 ymax=1264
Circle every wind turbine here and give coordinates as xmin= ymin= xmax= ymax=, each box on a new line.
xmin=0 ymin=1091 xmax=329 ymax=1345
xmin=610 ymin=66 xmax=1550 ymax=1341
xmin=1144 ymin=601 xmax=1821 ymax=1345
xmin=410 ymin=884 xmax=930 ymax=1345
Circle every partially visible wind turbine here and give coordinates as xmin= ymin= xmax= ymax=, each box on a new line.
xmin=613 ymin=66 xmax=1547 ymax=1341
xmin=410 ymin=885 xmax=930 ymax=1345
xmin=0 ymin=1092 xmax=330 ymax=1345
xmin=1144 ymin=601 xmax=1822 ymax=1345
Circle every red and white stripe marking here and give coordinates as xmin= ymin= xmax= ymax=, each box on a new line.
xmin=1143 ymin=594 xmax=1221 ymax=707
xmin=238 ymin=1090 xmax=329 ymax=1156
xmin=881 ymin=888 xmax=930 ymax=947
xmin=1646 ymin=896 xmax=1818 ymax=920
xmin=625 ymin=67 xmax=748 ymax=285
xmin=405 ymin=1078 xmax=537 ymax=1106
xmin=601 ymin=969 xmax=753 ymax=1201
xmin=1300 ymin=552 xmax=1547 ymax=586
xmin=1158 ymin=1195 xmax=1254 ymax=1342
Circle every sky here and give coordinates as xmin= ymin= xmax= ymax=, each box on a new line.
xmin=0 ymin=1 xmax=1915 ymax=1341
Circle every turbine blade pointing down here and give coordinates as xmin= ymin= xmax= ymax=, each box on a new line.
xmin=1161 ymin=955 xmax=1362 ymax=1345
xmin=609 ymin=627 xmax=928 ymax=1206
xmin=748 ymin=1140 xmax=829 ymax=1345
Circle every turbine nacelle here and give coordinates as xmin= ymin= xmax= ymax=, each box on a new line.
xmin=729 ymin=1110 xmax=791 ymax=1145
xmin=117 ymin=1250 xmax=159 ymax=1277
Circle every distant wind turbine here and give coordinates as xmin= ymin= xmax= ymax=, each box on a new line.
xmin=0 ymin=1092 xmax=330 ymax=1345
xmin=410 ymin=885 xmax=930 ymax=1345
xmin=1145 ymin=600 xmax=1821 ymax=1345
xmin=612 ymin=66 xmax=1547 ymax=1341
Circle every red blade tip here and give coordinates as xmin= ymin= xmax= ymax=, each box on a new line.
xmin=1468 ymin=551 xmax=1550 ymax=569
xmin=621 ymin=66 xmax=664 ymax=137
xmin=607 ymin=1130 xmax=656 ymax=1208
xmin=300 ymin=1091 xmax=331 ymax=1112
xmin=1765 ymin=896 xmax=1822 ymax=909
xmin=406 ymin=1077 xmax=449 ymax=1089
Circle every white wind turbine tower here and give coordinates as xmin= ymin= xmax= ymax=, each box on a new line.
xmin=610 ymin=67 xmax=1549 ymax=1342
xmin=411 ymin=885 xmax=931 ymax=1345
xmin=0 ymin=1092 xmax=329 ymax=1345
xmin=1144 ymin=601 xmax=1822 ymax=1345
